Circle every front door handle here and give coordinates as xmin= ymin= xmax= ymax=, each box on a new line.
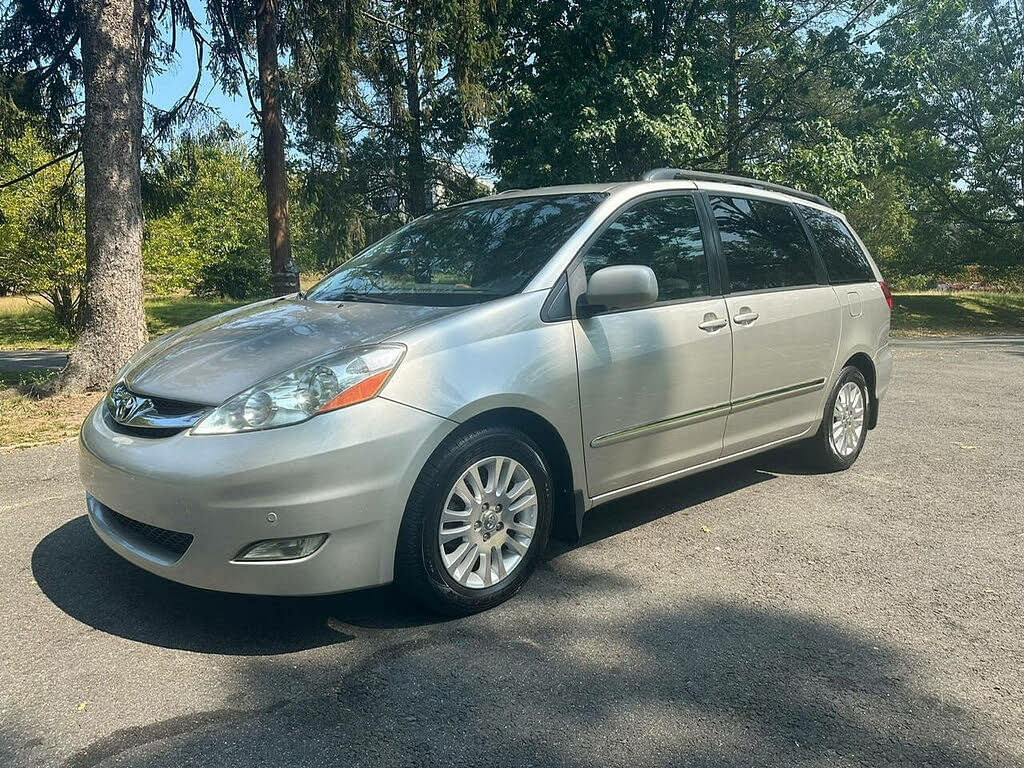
xmin=697 ymin=314 xmax=728 ymax=332
xmin=732 ymin=308 xmax=759 ymax=325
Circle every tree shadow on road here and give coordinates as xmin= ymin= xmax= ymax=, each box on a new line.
xmin=25 ymin=448 xmax=1017 ymax=766
xmin=29 ymin=514 xmax=439 ymax=655
xmin=59 ymin=595 xmax=1011 ymax=767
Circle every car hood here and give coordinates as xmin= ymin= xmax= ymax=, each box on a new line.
xmin=124 ymin=297 xmax=462 ymax=405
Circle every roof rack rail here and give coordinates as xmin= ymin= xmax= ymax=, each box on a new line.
xmin=640 ymin=168 xmax=829 ymax=207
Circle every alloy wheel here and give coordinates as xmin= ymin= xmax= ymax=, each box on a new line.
xmin=438 ymin=456 xmax=538 ymax=589
xmin=830 ymin=381 xmax=866 ymax=458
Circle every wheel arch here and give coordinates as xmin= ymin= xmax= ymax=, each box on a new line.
xmin=438 ymin=407 xmax=584 ymax=542
xmin=842 ymin=352 xmax=878 ymax=429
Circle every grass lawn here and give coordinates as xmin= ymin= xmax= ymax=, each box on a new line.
xmin=0 ymin=294 xmax=246 ymax=350
xmin=0 ymin=295 xmax=244 ymax=449
xmin=891 ymin=292 xmax=1024 ymax=337
xmin=0 ymin=370 xmax=100 ymax=450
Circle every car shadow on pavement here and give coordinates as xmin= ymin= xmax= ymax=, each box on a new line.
xmin=551 ymin=454 xmax=780 ymax=556
xmin=30 ymin=516 xmax=439 ymax=656
xmin=32 ymin=447 xmax=790 ymax=657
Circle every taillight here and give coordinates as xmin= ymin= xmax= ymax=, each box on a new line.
xmin=879 ymin=280 xmax=893 ymax=310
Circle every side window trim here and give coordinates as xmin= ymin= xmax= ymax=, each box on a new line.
xmin=566 ymin=190 xmax=719 ymax=317
xmin=789 ymin=201 xmax=830 ymax=285
xmin=708 ymin=193 xmax=823 ymax=295
xmin=696 ymin=190 xmax=728 ymax=296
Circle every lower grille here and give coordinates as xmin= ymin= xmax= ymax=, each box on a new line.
xmin=103 ymin=504 xmax=194 ymax=559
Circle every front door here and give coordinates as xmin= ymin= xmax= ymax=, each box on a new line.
xmin=707 ymin=194 xmax=842 ymax=455
xmin=573 ymin=193 xmax=733 ymax=499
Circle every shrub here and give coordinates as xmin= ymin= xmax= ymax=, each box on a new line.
xmin=0 ymin=126 xmax=86 ymax=336
xmin=195 ymin=248 xmax=270 ymax=299
xmin=143 ymin=132 xmax=268 ymax=297
xmin=889 ymin=274 xmax=935 ymax=292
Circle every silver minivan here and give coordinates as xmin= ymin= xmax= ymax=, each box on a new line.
xmin=80 ymin=169 xmax=893 ymax=614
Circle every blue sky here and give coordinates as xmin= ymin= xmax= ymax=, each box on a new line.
xmin=147 ymin=45 xmax=256 ymax=136
xmin=143 ymin=18 xmax=494 ymax=180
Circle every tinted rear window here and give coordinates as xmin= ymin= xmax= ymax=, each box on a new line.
xmin=709 ymin=196 xmax=818 ymax=292
xmin=798 ymin=205 xmax=875 ymax=284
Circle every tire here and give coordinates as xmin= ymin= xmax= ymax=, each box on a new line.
xmin=394 ymin=425 xmax=553 ymax=616
xmin=801 ymin=366 xmax=870 ymax=472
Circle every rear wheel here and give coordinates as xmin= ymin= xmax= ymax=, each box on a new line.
xmin=395 ymin=426 xmax=553 ymax=615
xmin=802 ymin=366 xmax=870 ymax=472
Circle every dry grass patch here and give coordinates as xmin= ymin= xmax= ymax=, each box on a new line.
xmin=0 ymin=372 xmax=100 ymax=450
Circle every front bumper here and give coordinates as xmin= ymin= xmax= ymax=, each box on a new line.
xmin=79 ymin=397 xmax=453 ymax=595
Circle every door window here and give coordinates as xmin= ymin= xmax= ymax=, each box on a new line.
xmin=709 ymin=196 xmax=818 ymax=292
xmin=797 ymin=205 xmax=875 ymax=284
xmin=583 ymin=195 xmax=710 ymax=302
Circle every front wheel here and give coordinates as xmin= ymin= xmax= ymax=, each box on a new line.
xmin=394 ymin=426 xmax=553 ymax=616
xmin=801 ymin=366 xmax=870 ymax=472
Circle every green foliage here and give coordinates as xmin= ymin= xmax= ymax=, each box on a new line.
xmin=496 ymin=58 xmax=707 ymax=184
xmin=288 ymin=0 xmax=503 ymax=238
xmin=492 ymin=0 xmax=1022 ymax=281
xmin=0 ymin=123 xmax=85 ymax=336
xmin=491 ymin=0 xmax=707 ymax=185
xmin=872 ymin=0 xmax=1024 ymax=277
xmin=195 ymin=255 xmax=270 ymax=299
xmin=142 ymin=130 xmax=271 ymax=299
xmin=2 ymin=0 xmax=1023 ymax=302
xmin=491 ymin=0 xmax=881 ymax=188
xmin=762 ymin=120 xmax=899 ymax=209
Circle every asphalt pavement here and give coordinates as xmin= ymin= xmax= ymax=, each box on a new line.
xmin=0 ymin=350 xmax=67 ymax=373
xmin=1 ymin=345 xmax=1022 ymax=767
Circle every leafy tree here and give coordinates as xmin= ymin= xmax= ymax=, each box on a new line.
xmin=319 ymin=0 xmax=504 ymax=219
xmin=0 ymin=124 xmax=86 ymax=335
xmin=491 ymin=0 xmax=892 ymax=189
xmin=490 ymin=0 xmax=707 ymax=185
xmin=204 ymin=0 xmax=368 ymax=295
xmin=60 ymin=0 xmax=152 ymax=390
xmin=0 ymin=0 xmax=205 ymax=390
xmin=875 ymin=0 xmax=1024 ymax=277
xmin=143 ymin=129 xmax=271 ymax=297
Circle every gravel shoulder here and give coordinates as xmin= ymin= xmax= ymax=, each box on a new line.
xmin=2 ymin=346 xmax=1022 ymax=767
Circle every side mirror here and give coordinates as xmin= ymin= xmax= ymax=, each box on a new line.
xmin=584 ymin=265 xmax=659 ymax=311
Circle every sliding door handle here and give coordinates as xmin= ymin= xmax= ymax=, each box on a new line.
xmin=697 ymin=315 xmax=728 ymax=332
xmin=732 ymin=309 xmax=759 ymax=325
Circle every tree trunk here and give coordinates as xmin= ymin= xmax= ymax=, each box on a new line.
xmin=257 ymin=0 xmax=299 ymax=296
xmin=404 ymin=0 xmax=429 ymax=219
xmin=59 ymin=0 xmax=149 ymax=392
xmin=725 ymin=6 xmax=741 ymax=173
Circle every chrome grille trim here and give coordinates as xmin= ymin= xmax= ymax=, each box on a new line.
xmin=106 ymin=381 xmax=211 ymax=431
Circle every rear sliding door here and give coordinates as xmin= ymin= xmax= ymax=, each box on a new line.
xmin=707 ymin=194 xmax=842 ymax=455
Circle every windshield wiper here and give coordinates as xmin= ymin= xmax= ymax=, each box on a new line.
xmin=331 ymin=292 xmax=407 ymax=305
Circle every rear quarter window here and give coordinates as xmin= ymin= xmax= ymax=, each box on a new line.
xmin=798 ymin=205 xmax=875 ymax=284
xmin=708 ymin=195 xmax=819 ymax=292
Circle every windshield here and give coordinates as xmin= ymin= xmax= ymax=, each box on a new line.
xmin=306 ymin=193 xmax=606 ymax=306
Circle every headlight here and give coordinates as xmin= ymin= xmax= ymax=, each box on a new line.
xmin=191 ymin=344 xmax=405 ymax=434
